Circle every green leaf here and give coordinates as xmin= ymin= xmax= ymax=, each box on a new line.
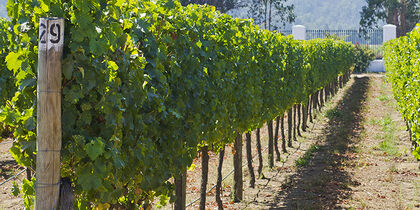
xmin=77 ymin=167 xmax=102 ymax=191
xmin=86 ymin=138 xmax=105 ymax=161
xmin=108 ymin=61 xmax=119 ymax=71
xmin=5 ymin=52 xmax=23 ymax=72
xmin=22 ymin=178 xmax=34 ymax=196
xmin=11 ymin=181 xmax=20 ymax=196
xmin=19 ymin=78 xmax=35 ymax=92
xmin=196 ymin=40 xmax=202 ymax=48
xmin=63 ymin=57 xmax=74 ymax=80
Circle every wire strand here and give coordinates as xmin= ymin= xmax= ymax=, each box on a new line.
xmin=185 ymin=143 xmax=269 ymax=208
xmin=0 ymin=169 xmax=26 ymax=186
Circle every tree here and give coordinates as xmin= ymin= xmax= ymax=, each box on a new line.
xmin=248 ymin=0 xmax=295 ymax=30
xmin=360 ymin=0 xmax=420 ymax=37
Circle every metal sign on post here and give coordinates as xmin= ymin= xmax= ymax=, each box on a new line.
xmin=36 ymin=17 xmax=64 ymax=210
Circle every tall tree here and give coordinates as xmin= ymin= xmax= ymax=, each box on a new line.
xmin=360 ymin=0 xmax=419 ymax=37
xmin=248 ymin=0 xmax=295 ymax=30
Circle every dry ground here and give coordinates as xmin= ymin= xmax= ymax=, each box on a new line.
xmin=0 ymin=138 xmax=24 ymax=209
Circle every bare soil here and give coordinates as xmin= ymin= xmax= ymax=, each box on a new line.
xmin=0 ymin=138 xmax=24 ymax=209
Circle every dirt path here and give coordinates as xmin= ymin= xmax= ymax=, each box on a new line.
xmin=0 ymin=139 xmax=24 ymax=209
xmin=344 ymin=75 xmax=419 ymax=209
xmin=227 ymin=74 xmax=419 ymax=209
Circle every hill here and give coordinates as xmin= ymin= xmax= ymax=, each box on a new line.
xmin=228 ymin=0 xmax=368 ymax=30
xmin=290 ymin=0 xmax=367 ymax=29
xmin=0 ymin=0 xmax=368 ymax=29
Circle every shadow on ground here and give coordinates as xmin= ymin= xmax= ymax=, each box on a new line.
xmin=270 ymin=76 xmax=371 ymax=209
xmin=0 ymin=159 xmax=18 ymax=180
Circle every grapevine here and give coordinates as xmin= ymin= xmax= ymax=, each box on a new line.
xmin=0 ymin=0 xmax=356 ymax=208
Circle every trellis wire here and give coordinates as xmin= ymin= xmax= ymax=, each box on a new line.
xmin=0 ymin=169 xmax=26 ymax=186
xmin=185 ymin=144 xmax=270 ymax=208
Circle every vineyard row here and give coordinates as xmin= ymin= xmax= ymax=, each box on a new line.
xmin=0 ymin=0 xmax=356 ymax=208
xmin=384 ymin=24 xmax=420 ymax=160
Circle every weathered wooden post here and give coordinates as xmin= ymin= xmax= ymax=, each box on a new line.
xmin=36 ymin=17 xmax=64 ymax=210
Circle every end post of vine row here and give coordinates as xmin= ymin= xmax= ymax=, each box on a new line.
xmin=35 ymin=17 xmax=64 ymax=210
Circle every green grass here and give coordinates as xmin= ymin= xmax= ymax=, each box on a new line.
xmin=325 ymin=108 xmax=343 ymax=120
xmin=377 ymin=114 xmax=401 ymax=157
xmin=378 ymin=94 xmax=390 ymax=102
xmin=295 ymin=144 xmax=320 ymax=167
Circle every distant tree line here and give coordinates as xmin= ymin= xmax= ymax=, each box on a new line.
xmin=180 ymin=0 xmax=295 ymax=31
xmin=360 ymin=0 xmax=420 ymax=37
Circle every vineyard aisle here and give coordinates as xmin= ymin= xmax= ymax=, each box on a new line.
xmin=221 ymin=74 xmax=419 ymax=209
xmin=178 ymin=74 xmax=419 ymax=209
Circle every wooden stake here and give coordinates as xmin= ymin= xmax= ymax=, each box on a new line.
xmin=36 ymin=17 xmax=64 ymax=210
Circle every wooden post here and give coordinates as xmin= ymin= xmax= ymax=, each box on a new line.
xmin=36 ymin=17 xmax=64 ymax=210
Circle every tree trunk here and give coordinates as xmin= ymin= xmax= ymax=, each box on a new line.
xmin=281 ymin=114 xmax=287 ymax=153
xmin=274 ymin=116 xmax=281 ymax=161
xmin=245 ymin=132 xmax=255 ymax=188
xmin=390 ymin=8 xmax=400 ymax=37
xmin=400 ymin=0 xmax=407 ymax=36
xmin=320 ymin=88 xmax=324 ymax=108
xmin=216 ymin=146 xmax=225 ymax=210
xmin=233 ymin=132 xmax=243 ymax=202
xmin=297 ymin=104 xmax=302 ymax=137
xmin=174 ymin=170 xmax=187 ymax=210
xmin=287 ymin=108 xmax=293 ymax=147
xmin=264 ymin=0 xmax=268 ymax=29
xmin=268 ymin=0 xmax=272 ymax=30
xmin=200 ymin=146 xmax=209 ymax=210
xmin=256 ymin=128 xmax=263 ymax=178
xmin=267 ymin=120 xmax=274 ymax=168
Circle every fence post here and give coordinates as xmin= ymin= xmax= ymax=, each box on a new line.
xmin=36 ymin=17 xmax=64 ymax=210
xmin=383 ymin=24 xmax=396 ymax=43
xmin=292 ymin=25 xmax=306 ymax=40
